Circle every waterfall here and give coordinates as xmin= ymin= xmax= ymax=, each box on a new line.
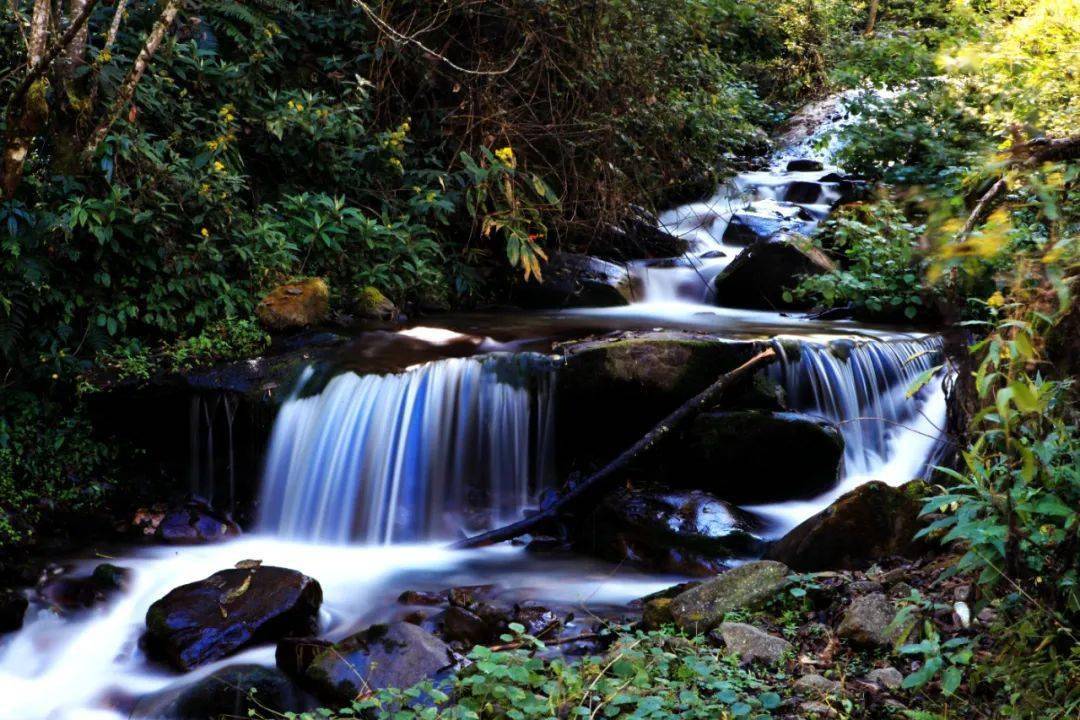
xmin=750 ymin=335 xmax=947 ymax=534
xmin=257 ymin=353 xmax=556 ymax=544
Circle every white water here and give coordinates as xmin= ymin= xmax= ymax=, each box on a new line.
xmin=259 ymin=354 xmax=556 ymax=543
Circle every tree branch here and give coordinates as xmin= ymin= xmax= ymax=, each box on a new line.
xmin=453 ymin=348 xmax=778 ymax=549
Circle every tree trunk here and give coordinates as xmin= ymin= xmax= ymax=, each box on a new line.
xmin=453 ymin=348 xmax=778 ymax=549
xmin=81 ymin=0 xmax=182 ymax=160
xmin=864 ymin=0 xmax=879 ymax=35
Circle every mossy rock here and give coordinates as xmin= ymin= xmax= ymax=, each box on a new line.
xmin=354 ymin=285 xmax=398 ymax=320
xmin=256 ymin=278 xmax=330 ymax=331
xmin=669 ymin=560 xmax=791 ymax=634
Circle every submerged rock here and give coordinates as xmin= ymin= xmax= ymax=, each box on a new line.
xmin=669 ymin=560 xmax=790 ymax=634
xmin=130 ymin=664 xmax=313 ymax=719
xmin=577 ymin=484 xmax=763 ymax=573
xmin=682 ymin=411 xmax=844 ymax=503
xmin=722 ymin=202 xmax=816 ymax=246
xmin=256 ymin=278 xmax=330 ymax=331
xmin=513 ymin=252 xmax=632 ymax=309
xmin=766 ymin=481 xmax=927 ymax=571
xmin=713 ymin=622 xmax=792 ymax=665
xmin=299 ymin=622 xmax=453 ymax=704
xmin=145 ymin=566 xmax=322 ymax=671
xmin=712 ymin=234 xmax=835 ymax=311
xmin=37 ymin=563 xmax=130 ymax=612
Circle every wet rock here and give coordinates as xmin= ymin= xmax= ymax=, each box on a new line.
xmin=669 ymin=560 xmax=790 ymax=633
xmin=796 ymin=673 xmax=844 ymax=696
xmin=787 ymin=159 xmax=824 ymax=172
xmin=137 ymin=499 xmax=241 ymax=545
xmin=38 ymin=564 xmax=130 ymax=611
xmin=867 ymin=666 xmax=904 ymax=690
xmin=442 ymin=606 xmax=495 ymax=647
xmin=513 ymin=603 xmax=560 ymax=638
xmin=145 ymin=566 xmax=322 ymax=671
xmin=683 ymin=411 xmax=843 ymax=503
xmin=783 ymin=181 xmax=824 ymax=204
xmin=91 ymin=563 xmax=130 ymax=592
xmin=766 ymin=481 xmax=927 ymax=571
xmin=837 ymin=593 xmax=901 ymax=648
xmin=712 ymin=622 xmax=792 ymax=665
xmin=512 ymin=253 xmax=632 ymax=309
xmin=131 ymin=664 xmax=312 ymax=719
xmin=301 ymin=622 xmax=453 ymax=704
xmin=556 ymin=331 xmax=764 ymax=467
xmin=0 ymin=589 xmax=28 ymax=633
xmin=577 ymin=484 xmax=763 ymax=572
xmin=595 ymin=205 xmax=690 ymax=260
xmin=641 ymin=598 xmax=674 ymax=630
xmin=256 ymin=278 xmax=330 ymax=331
xmin=712 ymin=234 xmax=836 ymax=310
xmin=722 ymin=202 xmax=815 ymax=246
xmin=276 ymin=637 xmax=334 ymax=678
xmin=447 ymin=584 xmax=498 ymax=609
xmin=398 ymin=590 xmax=446 ymax=606
xmin=353 ymin=286 xmax=398 ymax=321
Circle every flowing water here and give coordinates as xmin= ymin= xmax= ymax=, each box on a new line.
xmin=0 ymin=91 xmax=949 ymax=719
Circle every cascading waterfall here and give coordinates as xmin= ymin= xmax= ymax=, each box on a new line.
xmin=748 ymin=335 xmax=948 ymax=534
xmin=257 ymin=353 xmax=556 ymax=544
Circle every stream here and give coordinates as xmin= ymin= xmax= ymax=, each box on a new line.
xmin=0 ymin=98 xmax=947 ymax=720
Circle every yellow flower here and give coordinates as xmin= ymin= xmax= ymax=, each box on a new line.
xmin=200 ymin=227 xmax=210 ymax=238
xmin=1043 ymin=245 xmax=1065 ymax=265
xmin=287 ymin=100 xmax=295 ymax=109
xmin=213 ymin=161 xmax=225 ymax=173
xmin=295 ymin=102 xmax=304 ymax=112
xmin=987 ymin=291 xmax=1005 ymax=308
xmin=206 ymin=139 xmax=220 ymax=151
xmin=495 ymin=146 xmax=515 ymax=166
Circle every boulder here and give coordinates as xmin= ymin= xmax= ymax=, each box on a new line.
xmin=145 ymin=565 xmax=322 ymax=671
xmin=837 ymin=593 xmax=902 ymax=648
xmin=682 ymin=411 xmax=843 ymax=503
xmin=512 ymin=253 xmax=632 ymax=309
xmin=256 ymin=278 xmax=330 ymax=331
xmin=441 ymin=606 xmax=495 ymax=647
xmin=130 ymin=664 xmax=312 ymax=719
xmin=151 ymin=500 xmax=241 ymax=545
xmin=766 ymin=481 xmax=927 ymax=571
xmin=353 ymin=286 xmax=398 ymax=321
xmin=722 ymin=202 xmax=816 ymax=246
xmin=787 ymin=159 xmax=824 ymax=172
xmin=577 ymin=485 xmax=763 ymax=573
xmin=669 ymin=560 xmax=790 ymax=634
xmin=37 ymin=563 xmax=130 ymax=611
xmin=712 ymin=235 xmax=836 ymax=310
xmin=641 ymin=598 xmax=674 ymax=630
xmin=555 ymin=332 xmax=764 ymax=468
xmin=712 ymin=622 xmax=792 ymax=665
xmin=299 ymin=622 xmax=453 ymax=704
xmin=783 ymin=181 xmax=824 ymax=204
xmin=0 ymin=589 xmax=27 ymax=633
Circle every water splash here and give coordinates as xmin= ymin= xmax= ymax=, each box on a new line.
xmin=748 ymin=336 xmax=947 ymax=535
xmin=257 ymin=354 xmax=556 ymax=543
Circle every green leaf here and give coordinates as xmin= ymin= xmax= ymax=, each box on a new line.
xmin=941 ymin=665 xmax=963 ymax=695
xmin=906 ymin=364 xmax=943 ymax=398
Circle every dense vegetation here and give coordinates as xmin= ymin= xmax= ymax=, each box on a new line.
xmin=2 ymin=0 xmax=1079 ymax=717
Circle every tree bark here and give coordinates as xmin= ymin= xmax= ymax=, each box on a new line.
xmin=81 ymin=0 xmax=182 ymax=160
xmin=64 ymin=0 xmax=90 ymax=79
xmin=864 ymin=0 xmax=879 ymax=35
xmin=453 ymin=348 xmax=778 ymax=549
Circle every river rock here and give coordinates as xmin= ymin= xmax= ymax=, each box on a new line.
xmin=787 ymin=159 xmax=824 ymax=172
xmin=0 ymin=589 xmax=28 ymax=633
xmin=37 ymin=564 xmax=130 ymax=611
xmin=712 ymin=234 xmax=836 ymax=310
xmin=796 ymin=673 xmax=844 ymax=696
xmin=669 ymin=560 xmax=790 ymax=634
xmin=441 ymin=606 xmax=495 ymax=647
xmin=130 ymin=664 xmax=313 ymax=719
xmin=153 ymin=500 xmax=241 ymax=545
xmin=555 ymin=331 xmax=764 ymax=467
xmin=512 ymin=252 xmax=632 ymax=309
xmin=783 ymin=180 xmax=825 ymax=204
xmin=145 ymin=566 xmax=322 ymax=671
xmin=713 ymin=622 xmax=792 ymax=665
xmin=682 ymin=411 xmax=843 ymax=503
xmin=577 ymin=485 xmax=763 ymax=573
xmin=766 ymin=481 xmax=926 ymax=571
xmin=256 ymin=278 xmax=330 ymax=331
xmin=641 ymin=597 xmax=674 ymax=630
xmin=301 ymin=622 xmax=453 ymax=704
xmin=353 ymin=286 xmax=398 ymax=320
xmin=867 ymin=666 xmax=904 ymax=690
xmin=837 ymin=593 xmax=901 ymax=648
xmin=722 ymin=202 xmax=816 ymax=246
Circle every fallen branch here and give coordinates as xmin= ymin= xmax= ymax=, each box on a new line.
xmin=958 ymin=177 xmax=1008 ymax=240
xmin=453 ymin=348 xmax=778 ymax=549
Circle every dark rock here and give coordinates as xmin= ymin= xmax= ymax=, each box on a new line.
xmin=441 ymin=606 xmax=495 ymax=647
xmin=131 ymin=664 xmax=313 ymax=719
xmin=722 ymin=202 xmax=815 ymax=246
xmin=595 ymin=205 xmax=690 ymax=260
xmin=577 ymin=484 xmax=763 ymax=572
xmin=682 ymin=411 xmax=843 ymax=503
xmin=148 ymin=499 xmax=241 ymax=545
xmin=301 ymin=622 xmax=453 ymax=704
xmin=766 ymin=481 xmax=927 ymax=571
xmin=641 ymin=598 xmax=674 ymax=630
xmin=38 ymin=564 xmax=130 ymax=611
xmin=398 ymin=590 xmax=446 ymax=606
xmin=512 ymin=253 xmax=632 ymax=309
xmin=276 ymin=637 xmax=334 ymax=678
xmin=670 ymin=561 xmax=790 ymax=633
xmin=784 ymin=181 xmax=824 ymax=204
xmin=91 ymin=563 xmax=130 ymax=592
xmin=555 ymin=332 xmax=765 ymax=468
xmin=145 ymin=566 xmax=322 ymax=671
xmin=0 ymin=589 xmax=28 ymax=633
xmin=447 ymin=584 xmax=498 ymax=609
xmin=712 ymin=235 xmax=836 ymax=310
xmin=512 ymin=603 xmax=560 ymax=638
xmin=787 ymin=159 xmax=824 ymax=172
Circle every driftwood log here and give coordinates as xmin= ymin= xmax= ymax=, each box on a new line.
xmin=454 ymin=347 xmax=778 ymax=549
